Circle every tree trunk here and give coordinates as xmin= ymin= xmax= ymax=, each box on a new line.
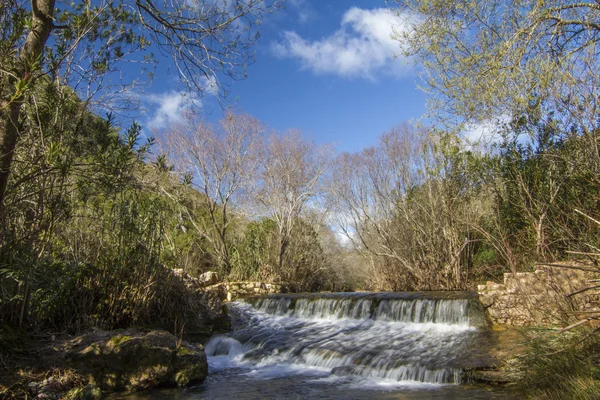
xmin=0 ymin=0 xmax=55 ymax=215
xmin=278 ymin=234 xmax=289 ymax=277
xmin=0 ymin=102 xmax=21 ymax=216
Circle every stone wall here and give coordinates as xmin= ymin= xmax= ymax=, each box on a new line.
xmin=223 ymin=281 xmax=284 ymax=301
xmin=173 ymin=269 xmax=283 ymax=302
xmin=204 ymin=281 xmax=284 ymax=302
xmin=478 ymin=264 xmax=599 ymax=326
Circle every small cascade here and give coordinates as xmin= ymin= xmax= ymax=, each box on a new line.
xmin=206 ymin=292 xmax=490 ymax=388
xmin=252 ymin=297 xmax=373 ymax=320
xmin=374 ymin=298 xmax=470 ymax=325
xmin=248 ymin=293 xmax=481 ymax=326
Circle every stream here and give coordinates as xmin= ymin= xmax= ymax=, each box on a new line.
xmin=119 ymin=292 xmax=511 ymax=399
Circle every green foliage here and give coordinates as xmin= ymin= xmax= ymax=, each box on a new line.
xmin=509 ymin=330 xmax=600 ymax=400
xmin=231 ymin=218 xmax=277 ymax=281
xmin=471 ymin=114 xmax=600 ymax=266
xmin=472 ymin=247 xmax=498 ymax=269
xmin=0 ymin=325 xmax=27 ymax=354
xmin=0 ymin=76 xmax=206 ymax=332
xmin=392 ymin=0 xmax=599 ymax=134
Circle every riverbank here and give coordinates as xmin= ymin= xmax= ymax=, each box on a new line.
xmin=0 ymin=328 xmax=209 ymax=399
xmin=3 ymin=276 xmax=598 ymax=400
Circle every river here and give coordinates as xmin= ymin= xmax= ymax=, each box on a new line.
xmin=118 ymin=292 xmax=512 ymax=399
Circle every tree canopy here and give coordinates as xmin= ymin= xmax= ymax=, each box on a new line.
xmin=0 ymin=0 xmax=280 ymax=213
xmin=391 ymin=0 xmax=600 ymax=132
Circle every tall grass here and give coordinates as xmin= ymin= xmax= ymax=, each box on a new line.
xmin=509 ymin=329 xmax=600 ymax=400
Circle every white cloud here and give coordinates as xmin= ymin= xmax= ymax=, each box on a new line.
xmin=462 ymin=120 xmax=501 ymax=145
xmin=145 ymin=92 xmax=193 ymax=130
xmin=201 ymin=75 xmax=219 ymax=96
xmin=461 ymin=115 xmax=511 ymax=147
xmin=272 ymin=8 xmax=414 ymax=79
xmin=289 ymin=0 xmax=313 ymax=23
xmin=459 ymin=114 xmax=539 ymax=153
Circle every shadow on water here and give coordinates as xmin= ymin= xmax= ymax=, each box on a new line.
xmin=114 ymin=377 xmax=511 ymax=400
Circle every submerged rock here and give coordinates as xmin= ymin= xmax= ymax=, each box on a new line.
xmin=64 ymin=329 xmax=208 ymax=393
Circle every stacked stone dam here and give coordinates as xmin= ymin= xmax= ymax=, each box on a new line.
xmin=479 ymin=264 xmax=600 ymax=326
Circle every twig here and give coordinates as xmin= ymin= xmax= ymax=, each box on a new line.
xmin=575 ymin=209 xmax=600 ymax=225
xmin=536 ymin=262 xmax=600 ymax=272
xmin=556 ymin=318 xmax=593 ymax=334
xmin=566 ymin=251 xmax=600 ymax=257
xmin=568 ymin=311 xmax=600 ymax=315
xmin=567 ymin=284 xmax=600 ymax=297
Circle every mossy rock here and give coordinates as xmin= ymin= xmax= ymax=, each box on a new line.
xmin=65 ymin=329 xmax=208 ymax=393
xmin=65 ymin=384 xmax=103 ymax=400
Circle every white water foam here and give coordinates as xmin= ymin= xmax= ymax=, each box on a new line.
xmin=206 ymin=294 xmax=486 ymax=389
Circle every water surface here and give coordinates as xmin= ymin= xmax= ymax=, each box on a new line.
xmin=117 ymin=292 xmax=512 ymax=399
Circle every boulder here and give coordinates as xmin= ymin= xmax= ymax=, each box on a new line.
xmin=198 ymin=271 xmax=220 ymax=286
xmin=64 ymin=329 xmax=208 ymax=393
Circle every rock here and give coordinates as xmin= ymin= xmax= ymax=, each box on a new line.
xmin=479 ymin=294 xmax=495 ymax=307
xmin=64 ymin=384 xmax=102 ymax=400
xmin=331 ymin=365 xmax=366 ymax=376
xmin=486 ymin=282 xmax=506 ymax=292
xmin=198 ymin=271 xmax=220 ymax=286
xmin=64 ymin=329 xmax=208 ymax=393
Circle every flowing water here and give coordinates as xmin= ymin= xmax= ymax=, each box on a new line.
xmin=120 ymin=292 xmax=510 ymax=399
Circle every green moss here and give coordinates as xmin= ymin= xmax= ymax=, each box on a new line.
xmin=65 ymin=384 xmax=102 ymax=400
xmin=174 ymin=370 xmax=189 ymax=386
xmin=176 ymin=346 xmax=195 ymax=356
xmin=108 ymin=335 xmax=131 ymax=346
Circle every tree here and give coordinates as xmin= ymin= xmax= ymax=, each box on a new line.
xmin=391 ymin=0 xmax=599 ymax=133
xmin=253 ymin=130 xmax=333 ymax=278
xmin=0 ymin=0 xmax=280 ymax=215
xmin=328 ymin=124 xmax=478 ymax=290
xmin=161 ymin=112 xmax=266 ymax=275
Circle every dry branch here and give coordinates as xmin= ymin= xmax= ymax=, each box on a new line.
xmin=535 ymin=263 xmax=600 ymax=273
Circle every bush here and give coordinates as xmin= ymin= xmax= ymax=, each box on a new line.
xmin=509 ymin=329 xmax=600 ymax=400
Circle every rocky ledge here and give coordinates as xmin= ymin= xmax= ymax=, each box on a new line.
xmin=26 ymin=329 xmax=208 ymax=399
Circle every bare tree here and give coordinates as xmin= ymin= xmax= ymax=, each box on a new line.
xmin=329 ymin=124 xmax=477 ymax=290
xmin=162 ymin=112 xmax=266 ymax=275
xmin=253 ymin=130 xmax=333 ymax=277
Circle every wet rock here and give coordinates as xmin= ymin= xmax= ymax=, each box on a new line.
xmin=241 ymin=347 xmax=273 ymax=361
xmin=331 ymin=365 xmax=366 ymax=376
xmin=64 ymin=329 xmax=208 ymax=393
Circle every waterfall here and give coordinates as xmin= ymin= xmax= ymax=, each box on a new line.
xmin=250 ymin=295 xmax=476 ymax=326
xmin=206 ymin=292 xmax=489 ymax=387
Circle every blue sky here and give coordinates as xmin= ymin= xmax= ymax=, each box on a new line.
xmin=140 ymin=0 xmax=429 ymax=153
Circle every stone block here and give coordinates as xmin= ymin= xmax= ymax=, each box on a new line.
xmin=197 ymin=271 xmax=220 ymax=286
xmin=486 ymin=282 xmax=506 ymax=292
xmin=479 ymin=295 xmax=495 ymax=307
